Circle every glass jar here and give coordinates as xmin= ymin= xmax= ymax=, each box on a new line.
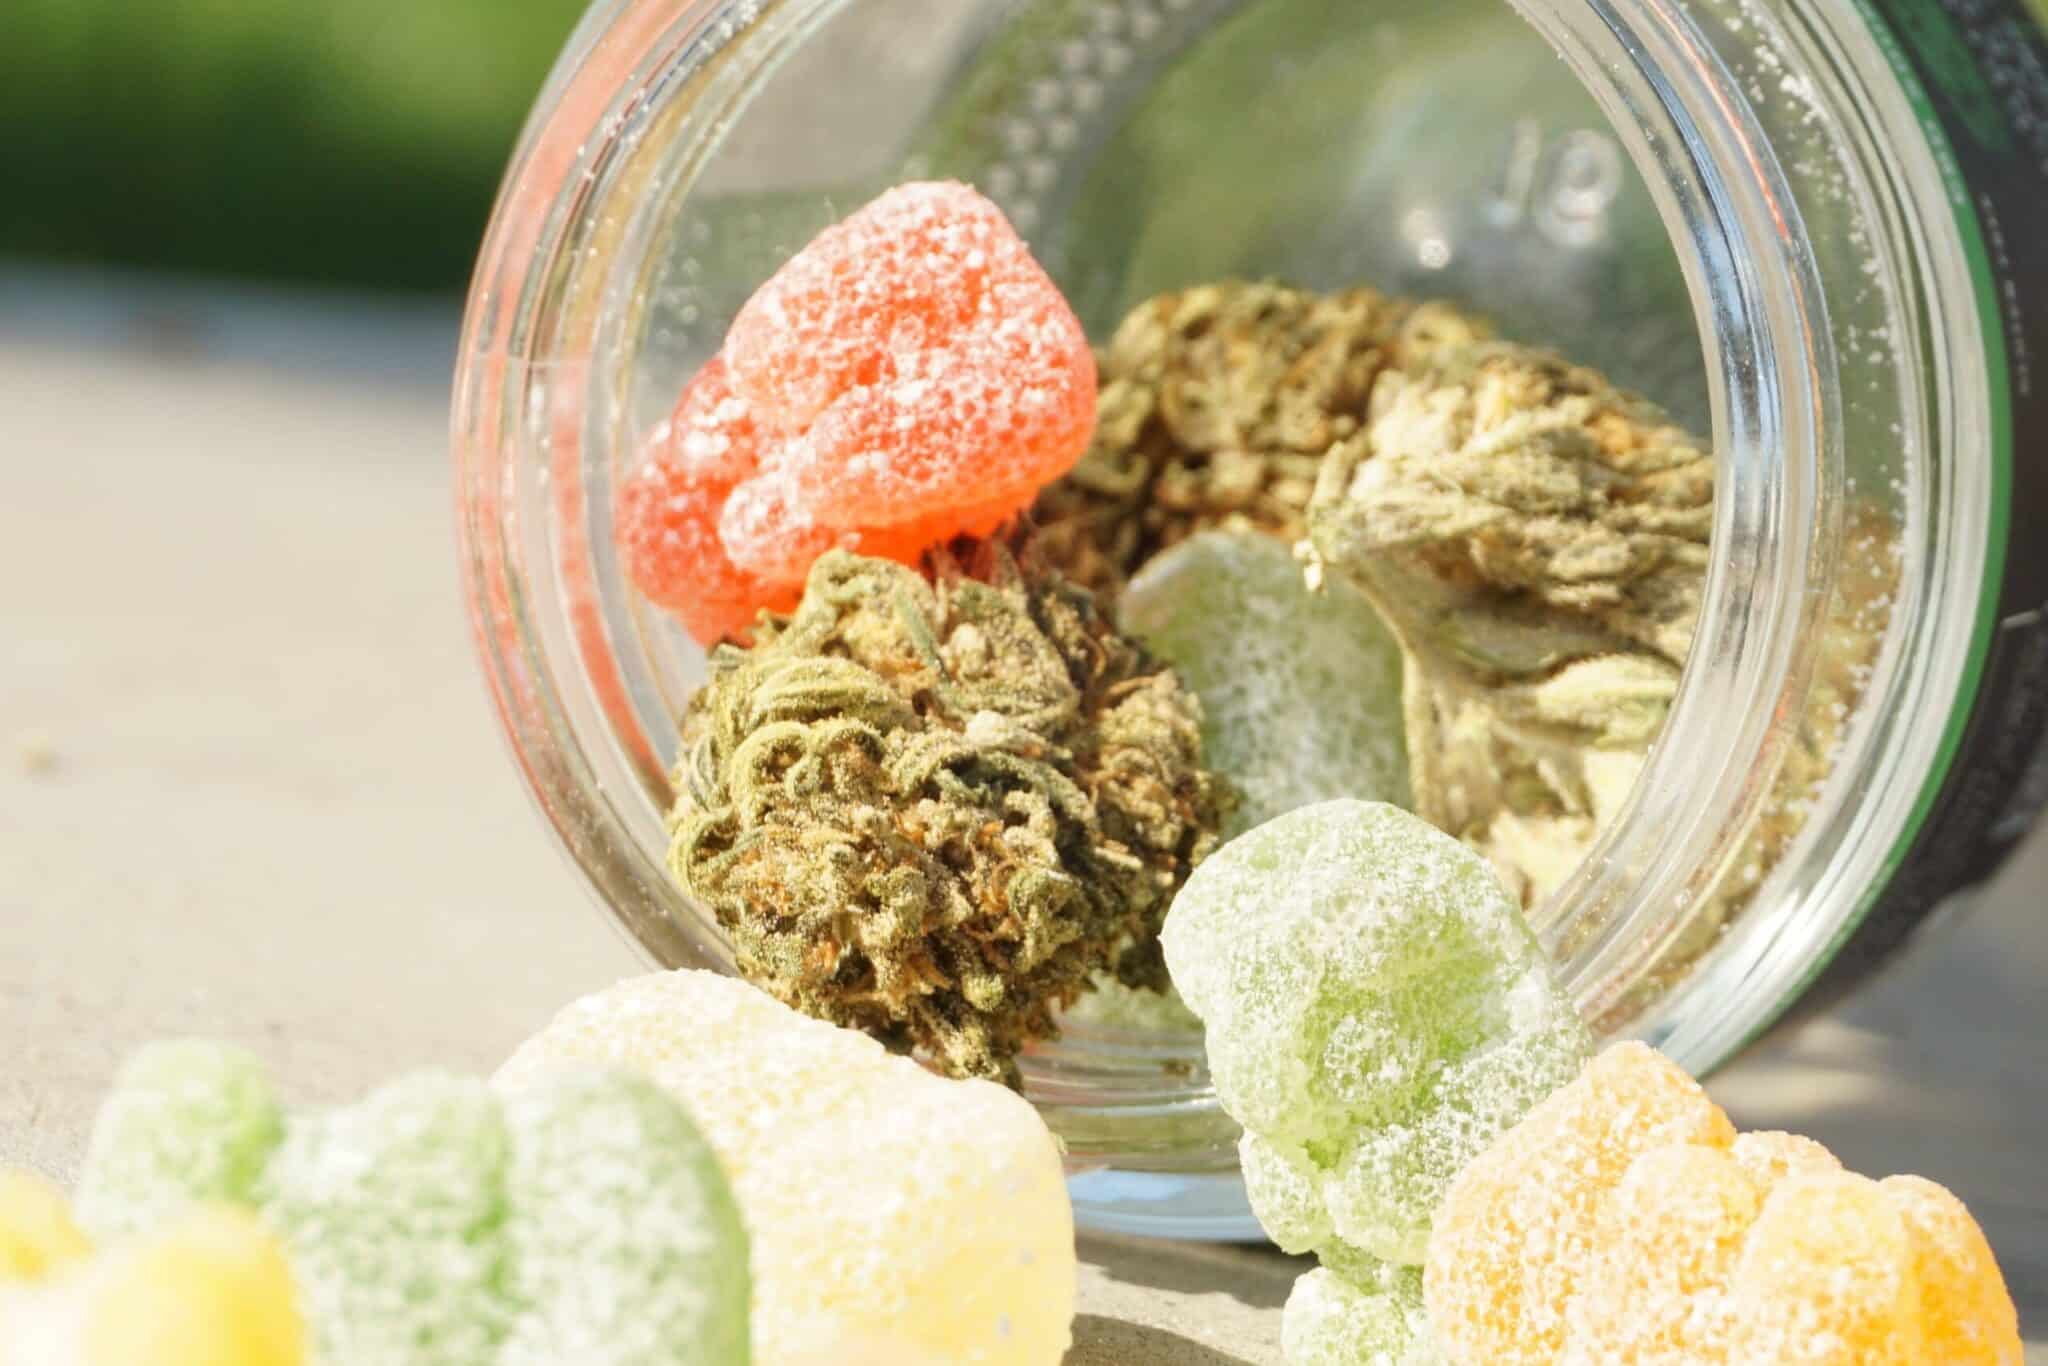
xmin=453 ymin=0 xmax=2048 ymax=1240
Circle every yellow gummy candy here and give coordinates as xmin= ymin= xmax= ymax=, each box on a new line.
xmin=0 ymin=1170 xmax=92 ymax=1282
xmin=1424 ymin=1042 xmax=1734 ymax=1365
xmin=1882 ymin=1174 xmax=2024 ymax=1365
xmin=80 ymin=1208 xmax=307 ymax=1366
xmin=1561 ymin=1143 xmax=1760 ymax=1364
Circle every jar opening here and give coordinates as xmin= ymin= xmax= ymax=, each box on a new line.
xmin=455 ymin=0 xmax=1995 ymax=1238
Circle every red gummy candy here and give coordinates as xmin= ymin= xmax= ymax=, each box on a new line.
xmin=618 ymin=182 xmax=1096 ymax=643
xmin=719 ymin=181 xmax=1095 ymax=581
xmin=653 ymin=356 xmax=762 ymax=486
xmin=615 ymin=362 xmax=798 ymax=645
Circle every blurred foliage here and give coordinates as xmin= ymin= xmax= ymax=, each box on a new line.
xmin=0 ymin=0 xmax=589 ymax=292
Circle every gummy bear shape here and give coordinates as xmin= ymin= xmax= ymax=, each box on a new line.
xmin=1424 ymin=1041 xmax=2024 ymax=1365
xmin=1161 ymin=799 xmax=1592 ymax=1270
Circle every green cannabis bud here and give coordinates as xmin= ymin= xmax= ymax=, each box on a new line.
xmin=667 ymin=547 xmax=1225 ymax=1084
xmin=1306 ymin=341 xmax=1715 ymax=907
xmin=1033 ymin=281 xmax=1490 ymax=595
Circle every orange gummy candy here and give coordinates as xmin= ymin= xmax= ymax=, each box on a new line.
xmin=1424 ymin=1042 xmax=1734 ymax=1365
xmin=1424 ymin=1042 xmax=2024 ymax=1366
xmin=1562 ymin=1144 xmax=1761 ymax=1363
xmin=1728 ymin=1129 xmax=1842 ymax=1193
xmin=1883 ymin=1174 xmax=2024 ymax=1364
xmin=1722 ymin=1172 xmax=1924 ymax=1364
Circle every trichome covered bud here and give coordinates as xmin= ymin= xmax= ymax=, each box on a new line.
xmin=1033 ymin=281 xmax=1490 ymax=596
xmin=668 ymin=547 xmax=1224 ymax=1083
xmin=1306 ymin=340 xmax=1714 ymax=907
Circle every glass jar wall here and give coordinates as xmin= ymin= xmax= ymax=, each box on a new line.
xmin=454 ymin=0 xmax=2048 ymax=1238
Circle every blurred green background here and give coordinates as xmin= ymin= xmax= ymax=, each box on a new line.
xmin=0 ymin=0 xmax=589 ymax=293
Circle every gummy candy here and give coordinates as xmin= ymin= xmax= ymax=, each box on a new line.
xmin=1881 ymin=1174 xmax=2024 ymax=1364
xmin=616 ymin=358 xmax=800 ymax=645
xmin=257 ymin=1075 xmax=512 ymax=1363
xmin=1728 ymin=1129 xmax=1840 ymax=1191
xmin=1283 ymin=1258 xmax=1439 ymax=1366
xmin=1561 ymin=1143 xmax=1761 ymax=1362
xmin=1119 ymin=531 xmax=1409 ymax=836
xmin=498 ymin=1071 xmax=749 ymax=1366
xmin=616 ymin=182 xmax=1096 ymax=643
xmin=0 ymin=1169 xmax=90 ymax=1281
xmin=75 ymin=1041 xmax=285 ymax=1242
xmin=497 ymin=969 xmax=1075 ymax=1366
xmin=1721 ymin=1172 xmax=1921 ymax=1364
xmin=74 ymin=1044 xmax=750 ymax=1366
xmin=78 ymin=1209 xmax=308 ymax=1366
xmin=1423 ymin=1042 xmax=1734 ymax=1364
xmin=0 ymin=1200 xmax=309 ymax=1366
xmin=1424 ymin=1041 xmax=2024 ymax=1365
xmin=1160 ymin=800 xmax=1592 ymax=1269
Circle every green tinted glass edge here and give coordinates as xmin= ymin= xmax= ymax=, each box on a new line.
xmin=1748 ymin=0 xmax=2018 ymax=1050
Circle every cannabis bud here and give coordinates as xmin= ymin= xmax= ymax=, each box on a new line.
xmin=1032 ymin=281 xmax=1490 ymax=596
xmin=1306 ymin=341 xmax=1714 ymax=907
xmin=667 ymin=548 xmax=1224 ymax=1083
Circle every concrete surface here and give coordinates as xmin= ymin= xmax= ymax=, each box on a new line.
xmin=2 ymin=276 xmax=2043 ymax=1361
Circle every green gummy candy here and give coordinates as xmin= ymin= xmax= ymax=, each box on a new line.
xmin=1120 ymin=531 xmax=1408 ymax=837
xmin=75 ymin=1039 xmax=285 ymax=1240
xmin=258 ymin=1074 xmax=511 ymax=1365
xmin=499 ymin=1070 xmax=750 ymax=1366
xmin=1283 ymin=1259 xmax=1439 ymax=1366
xmin=1160 ymin=800 xmax=1590 ymax=1265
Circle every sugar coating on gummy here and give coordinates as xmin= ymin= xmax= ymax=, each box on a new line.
xmin=616 ymin=182 xmax=1096 ymax=642
xmin=1283 ymin=1259 xmax=1439 ymax=1366
xmin=1424 ymin=1042 xmax=1734 ymax=1363
xmin=1160 ymin=800 xmax=1591 ymax=1266
xmin=1424 ymin=1041 xmax=2024 ymax=1365
xmin=1561 ymin=1143 xmax=1762 ymax=1361
xmin=498 ymin=1071 xmax=749 ymax=1366
xmin=1119 ymin=532 xmax=1409 ymax=837
xmin=257 ymin=1075 xmax=511 ymax=1365
xmin=616 ymin=357 xmax=799 ymax=645
xmin=75 ymin=1042 xmax=285 ymax=1242
xmin=1881 ymin=1175 xmax=2023 ymax=1364
xmin=1722 ymin=1172 xmax=1921 ymax=1364
xmin=497 ymin=970 xmax=1076 ymax=1366
xmin=721 ymin=182 xmax=1093 ymax=529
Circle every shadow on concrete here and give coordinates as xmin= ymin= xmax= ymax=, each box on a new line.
xmin=1066 ymin=1313 xmax=1261 ymax=1365
xmin=1081 ymin=1233 xmax=1304 ymax=1311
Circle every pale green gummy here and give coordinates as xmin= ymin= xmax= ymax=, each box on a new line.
xmin=500 ymin=1071 xmax=750 ymax=1366
xmin=1283 ymin=1257 xmax=1439 ymax=1366
xmin=259 ymin=1074 xmax=513 ymax=1364
xmin=77 ymin=1043 xmax=750 ymax=1366
xmin=74 ymin=1039 xmax=286 ymax=1240
xmin=1161 ymin=800 xmax=1591 ymax=1268
xmin=1119 ymin=531 xmax=1409 ymax=838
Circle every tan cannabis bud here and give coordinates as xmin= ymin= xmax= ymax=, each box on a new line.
xmin=667 ymin=547 xmax=1224 ymax=1083
xmin=1033 ymin=281 xmax=1490 ymax=595
xmin=1306 ymin=341 xmax=1714 ymax=907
